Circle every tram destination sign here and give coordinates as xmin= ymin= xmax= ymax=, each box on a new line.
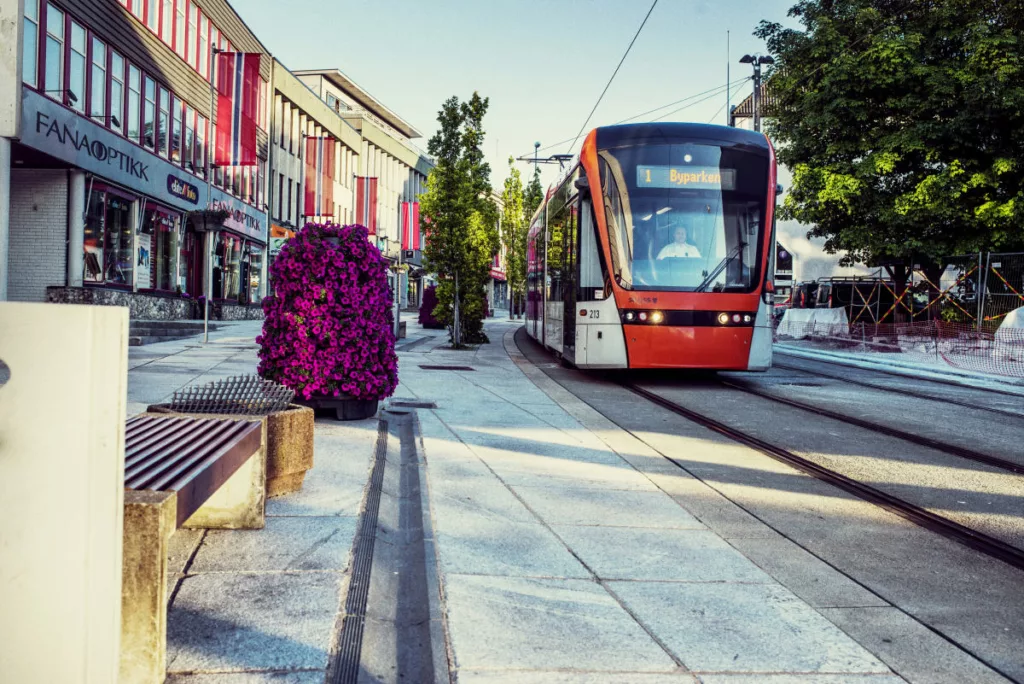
xmin=637 ymin=165 xmax=736 ymax=191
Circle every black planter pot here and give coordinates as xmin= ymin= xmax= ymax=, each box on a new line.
xmin=296 ymin=394 xmax=380 ymax=421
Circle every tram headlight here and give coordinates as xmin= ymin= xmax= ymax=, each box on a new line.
xmin=650 ymin=311 xmax=664 ymax=324
xmin=743 ymin=314 xmax=752 ymax=324
xmin=717 ymin=313 xmax=730 ymax=325
xmin=639 ymin=312 xmax=648 ymax=322
xmin=625 ymin=312 xmax=635 ymax=322
xmin=732 ymin=314 xmax=742 ymax=323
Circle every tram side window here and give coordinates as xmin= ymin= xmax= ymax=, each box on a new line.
xmin=546 ymin=186 xmax=569 ymax=302
xmin=578 ymin=195 xmax=606 ymax=300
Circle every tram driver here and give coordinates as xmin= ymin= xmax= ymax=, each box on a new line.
xmin=656 ymin=225 xmax=701 ymax=260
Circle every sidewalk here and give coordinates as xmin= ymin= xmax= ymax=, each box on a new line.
xmin=400 ymin=319 xmax=900 ymax=682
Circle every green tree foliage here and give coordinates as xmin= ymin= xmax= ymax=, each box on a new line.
xmin=757 ymin=0 xmax=1024 ymax=286
xmin=524 ymin=165 xmax=544 ymax=225
xmin=499 ymin=158 xmax=527 ymax=315
xmin=420 ymin=92 xmax=500 ymax=346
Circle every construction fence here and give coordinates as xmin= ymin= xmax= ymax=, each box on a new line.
xmin=775 ymin=252 xmax=1024 ymax=378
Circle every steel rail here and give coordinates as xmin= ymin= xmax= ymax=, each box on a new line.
xmin=716 ymin=379 xmax=1024 ymax=475
xmin=624 ymin=382 xmax=1024 ymax=572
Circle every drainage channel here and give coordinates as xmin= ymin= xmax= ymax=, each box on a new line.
xmin=326 ymin=409 xmax=449 ymax=684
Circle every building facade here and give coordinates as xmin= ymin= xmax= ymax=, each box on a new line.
xmin=293 ymin=69 xmax=433 ymax=308
xmin=0 ymin=0 xmax=272 ymax=318
xmin=267 ymin=61 xmax=362 ymax=273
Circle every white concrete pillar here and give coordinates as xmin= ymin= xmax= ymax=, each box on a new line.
xmin=67 ymin=171 xmax=86 ymax=287
xmin=0 ymin=137 xmax=10 ymax=301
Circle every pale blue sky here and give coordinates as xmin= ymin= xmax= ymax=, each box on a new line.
xmin=232 ymin=0 xmax=799 ymax=189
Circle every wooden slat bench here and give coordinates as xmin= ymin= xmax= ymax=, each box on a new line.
xmin=120 ymin=414 xmax=266 ymax=684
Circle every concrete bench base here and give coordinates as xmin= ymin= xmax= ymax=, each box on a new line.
xmin=120 ymin=444 xmax=266 ymax=684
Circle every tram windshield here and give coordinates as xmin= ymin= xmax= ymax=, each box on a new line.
xmin=597 ymin=142 xmax=769 ymax=292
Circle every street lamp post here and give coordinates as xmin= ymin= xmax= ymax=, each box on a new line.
xmin=739 ymin=54 xmax=775 ymax=133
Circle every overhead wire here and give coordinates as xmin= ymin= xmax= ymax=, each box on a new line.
xmin=565 ymin=0 xmax=660 ymax=154
xmin=523 ymin=77 xmax=751 ymax=159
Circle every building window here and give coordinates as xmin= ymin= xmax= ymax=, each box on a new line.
xmin=277 ymin=174 xmax=283 ymax=220
xmin=171 ymin=96 xmax=182 ymax=163
xmin=68 ymin=21 xmax=86 ymax=111
xmin=89 ymin=37 xmax=105 ymax=123
xmin=158 ymin=86 xmax=169 ymax=157
xmin=145 ymin=0 xmax=158 ymax=32
xmin=184 ymin=106 xmax=195 ymax=172
xmin=195 ymin=113 xmax=206 ymax=178
xmin=286 ymin=180 xmax=292 ymax=223
xmin=44 ymin=5 xmax=64 ymax=99
xmin=23 ymin=0 xmax=39 ymax=87
xmin=84 ymin=190 xmax=134 ymax=286
xmin=127 ymin=65 xmax=141 ymax=141
xmin=248 ymin=244 xmax=263 ymax=303
xmin=213 ymin=234 xmax=243 ymax=300
xmin=143 ymin=75 xmax=155 ymax=148
xmin=210 ymin=27 xmax=220 ymax=86
xmin=187 ymin=3 xmax=197 ymax=67
xmin=110 ymin=52 xmax=124 ymax=133
xmin=161 ymin=0 xmax=172 ymax=45
xmin=198 ymin=14 xmax=208 ymax=78
xmin=174 ymin=0 xmax=185 ymax=57
xmin=130 ymin=0 xmax=142 ymax=20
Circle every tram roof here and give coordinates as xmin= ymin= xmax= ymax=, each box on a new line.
xmin=594 ymin=122 xmax=770 ymax=150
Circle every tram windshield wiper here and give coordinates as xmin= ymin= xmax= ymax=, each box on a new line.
xmin=695 ymin=243 xmax=747 ymax=292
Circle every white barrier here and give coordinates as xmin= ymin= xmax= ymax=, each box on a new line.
xmin=0 ymin=303 xmax=128 ymax=684
xmin=776 ymin=307 xmax=850 ymax=340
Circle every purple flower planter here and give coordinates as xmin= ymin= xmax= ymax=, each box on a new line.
xmin=258 ymin=222 xmax=398 ymax=420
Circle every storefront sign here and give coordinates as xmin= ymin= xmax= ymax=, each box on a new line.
xmin=209 ymin=188 xmax=267 ymax=243
xmin=167 ymin=175 xmax=199 ymax=204
xmin=136 ymin=241 xmax=151 ymax=286
xmin=20 ymin=88 xmax=206 ymax=212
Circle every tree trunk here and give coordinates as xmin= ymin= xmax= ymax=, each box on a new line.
xmin=884 ymin=262 xmax=910 ymax=325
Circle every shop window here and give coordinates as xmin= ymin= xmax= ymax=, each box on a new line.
xmin=127 ymin=65 xmax=141 ymax=141
xmin=247 ymin=244 xmax=263 ymax=304
xmin=174 ymin=0 xmax=185 ymax=57
xmin=68 ymin=21 xmax=86 ymax=111
xmin=143 ymin=75 xmax=155 ymax=148
xmin=23 ymin=0 xmax=39 ymax=87
xmin=171 ymin=96 xmax=182 ymax=164
xmin=110 ymin=52 xmax=124 ymax=133
xmin=158 ymin=86 xmax=169 ymax=158
xmin=84 ymin=190 xmax=134 ymax=286
xmin=214 ymin=234 xmax=243 ymax=301
xmin=89 ymin=37 xmax=105 ymax=123
xmin=145 ymin=208 xmax=180 ymax=291
xmin=44 ymin=5 xmax=64 ymax=99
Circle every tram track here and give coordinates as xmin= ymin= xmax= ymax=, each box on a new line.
xmin=715 ymin=377 xmax=1024 ymax=475
xmin=771 ymin=360 xmax=1024 ymax=422
xmin=623 ymin=381 xmax=1024 ymax=572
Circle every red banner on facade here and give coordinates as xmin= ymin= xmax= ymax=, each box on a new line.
xmin=304 ymin=137 xmax=334 ymax=217
xmin=355 ymin=176 xmax=378 ymax=235
xmin=214 ymin=52 xmax=260 ymax=166
xmin=402 ymin=201 xmax=420 ymax=250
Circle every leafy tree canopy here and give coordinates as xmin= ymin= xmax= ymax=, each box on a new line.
xmin=758 ymin=0 xmax=1024 ymax=273
xmin=500 ymin=158 xmax=527 ymax=306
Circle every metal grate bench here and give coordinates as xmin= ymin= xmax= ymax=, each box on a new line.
xmin=120 ymin=414 xmax=265 ymax=684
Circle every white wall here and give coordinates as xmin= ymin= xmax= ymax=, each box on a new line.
xmin=9 ymin=169 xmax=68 ymax=302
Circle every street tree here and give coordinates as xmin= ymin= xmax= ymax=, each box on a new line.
xmin=499 ymin=157 xmax=527 ymax=317
xmin=757 ymin=0 xmax=1024 ymax=293
xmin=524 ymin=165 xmax=544 ymax=225
xmin=420 ymin=92 xmax=499 ymax=346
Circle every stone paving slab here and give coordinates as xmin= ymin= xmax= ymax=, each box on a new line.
xmin=513 ymin=486 xmax=706 ymax=529
xmin=166 ymin=572 xmax=342 ymax=674
xmin=555 ymin=526 xmax=769 ymax=583
xmin=443 ymin=574 xmax=679 ymax=673
xmin=458 ymin=672 xmax=697 ymax=683
xmin=696 ymin=676 xmax=905 ymax=684
xmin=609 ymin=580 xmax=890 ymax=674
xmin=434 ymin=516 xmax=590 ymax=578
xmin=188 ymin=516 xmax=357 ymax=573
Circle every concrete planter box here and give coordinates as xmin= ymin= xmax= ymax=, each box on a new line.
xmin=147 ymin=403 xmax=315 ymax=497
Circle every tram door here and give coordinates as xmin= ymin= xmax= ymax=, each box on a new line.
xmin=561 ymin=195 xmax=579 ymax=363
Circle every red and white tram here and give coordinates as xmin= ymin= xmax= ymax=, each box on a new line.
xmin=525 ymin=122 xmax=778 ymax=370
